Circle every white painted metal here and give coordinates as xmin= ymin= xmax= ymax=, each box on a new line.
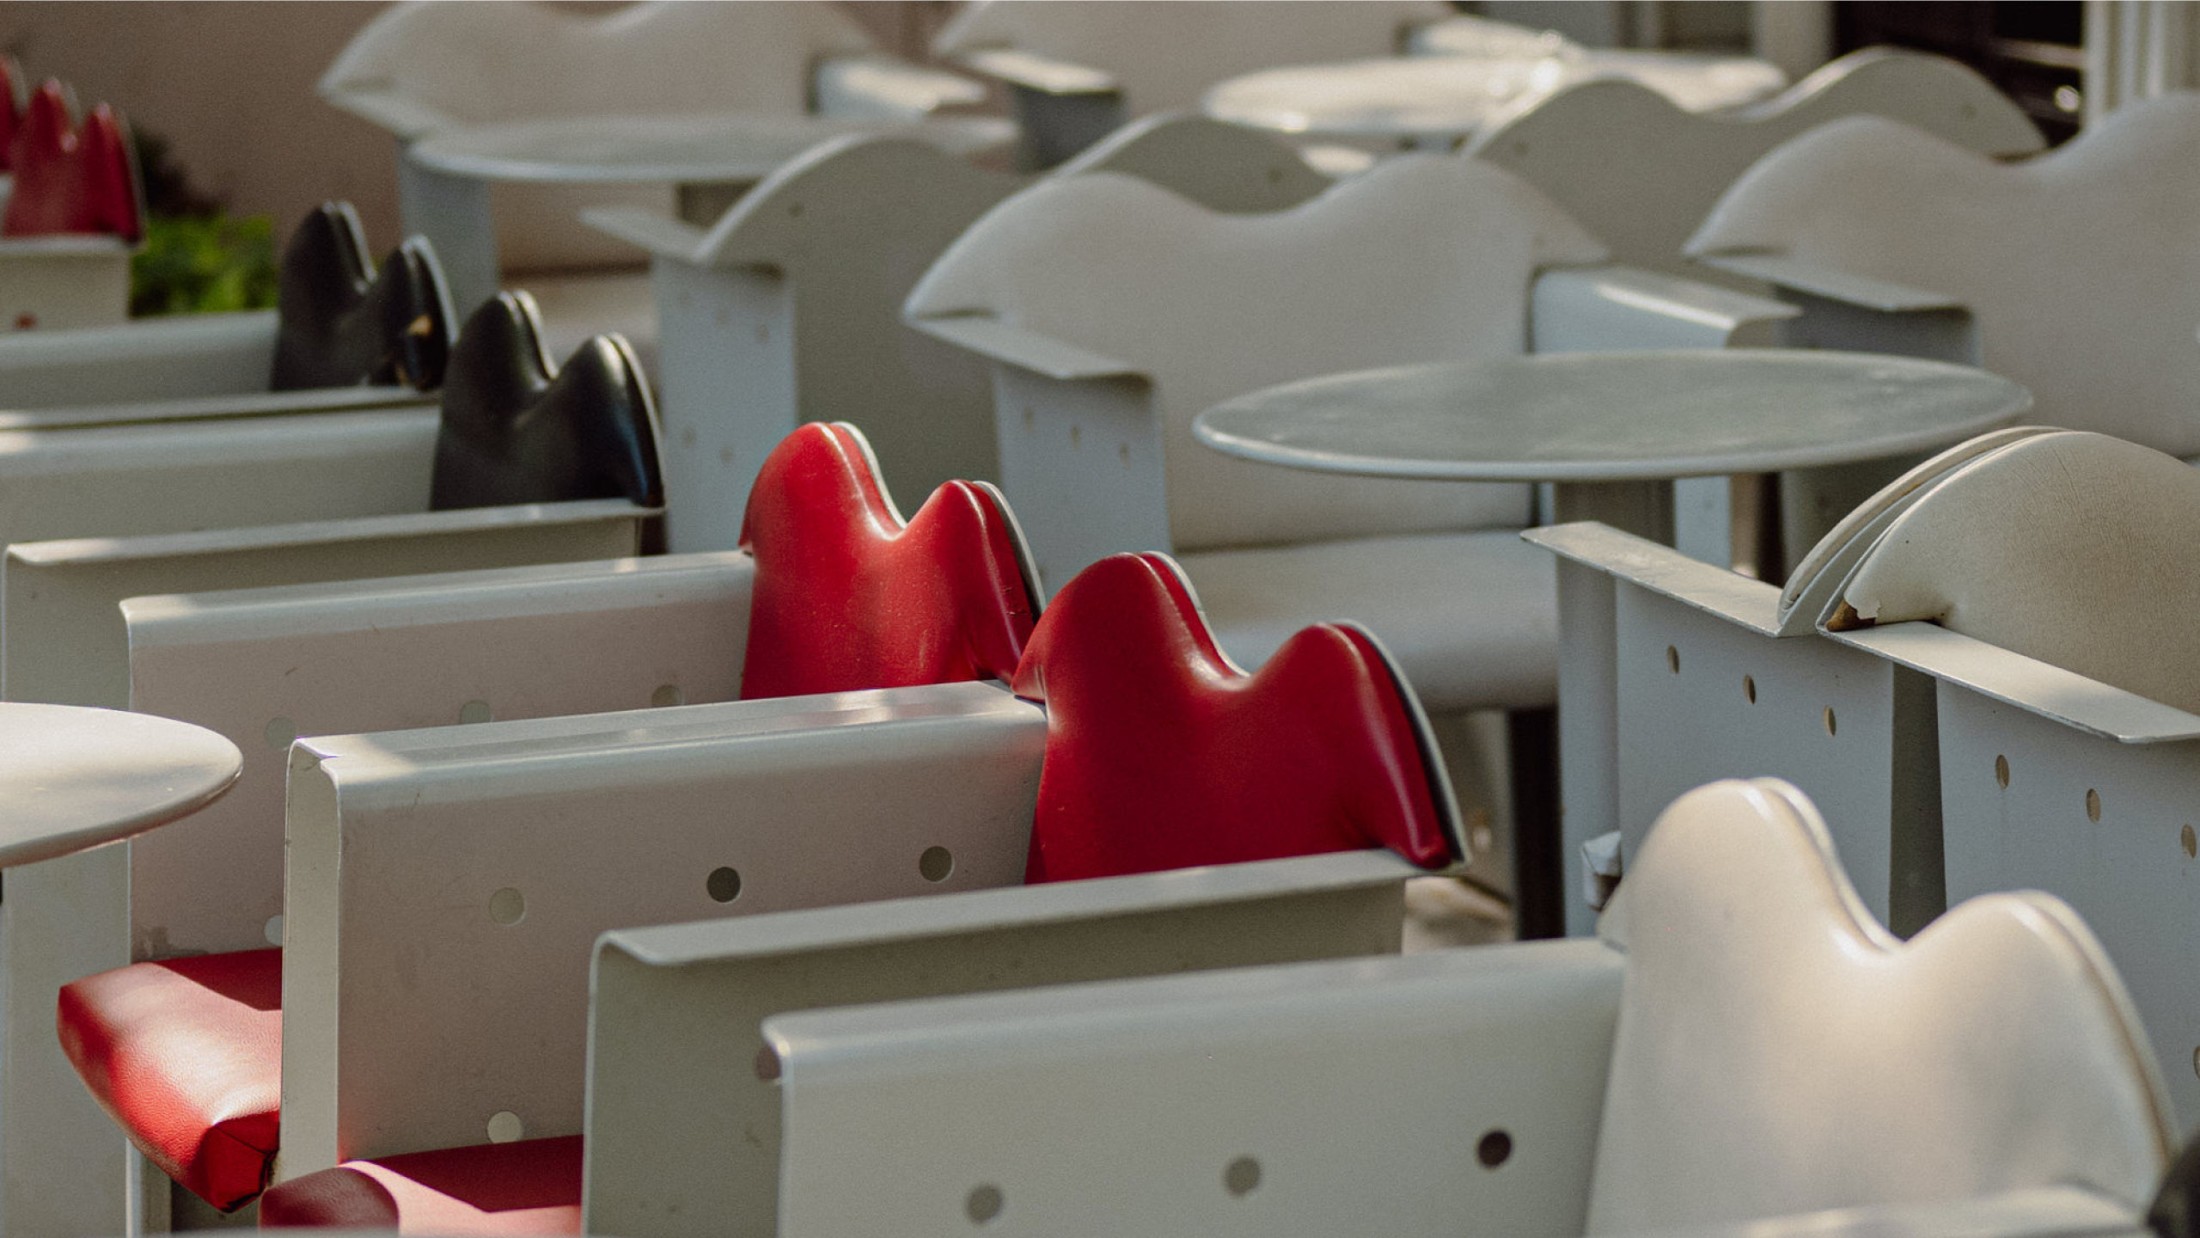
xmin=759 ymin=778 xmax=2170 ymax=1238
xmin=0 ymin=309 xmax=279 ymax=410
xmin=0 ymin=704 xmax=239 ymax=868
xmin=0 ymin=237 xmax=133 ymax=333
xmin=281 ymin=682 xmax=1048 ymax=1177
xmin=0 ymin=500 xmax=646 ymax=1238
xmin=1471 ymin=49 xmax=2044 ymax=276
xmin=584 ymin=116 xmax=1332 ymax=550
xmin=587 ymin=849 xmax=1416 ymax=1238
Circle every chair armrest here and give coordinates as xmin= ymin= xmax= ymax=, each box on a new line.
xmin=1692 ymin=253 xmax=1978 ymax=362
xmin=4 ymin=499 xmax=650 ymax=710
xmin=319 ymin=88 xmax=455 ymax=142
xmin=814 ymin=55 xmax=988 ymax=121
xmin=7 ymin=386 xmax=433 ymax=432
xmin=115 ymin=551 xmax=753 ymax=956
xmin=1532 ymin=265 xmax=1799 ymax=354
xmin=580 ymin=206 xmax=713 ymax=265
xmin=1616 ymin=1185 xmax=2142 ymax=1237
xmin=760 ymin=939 xmax=1625 ymax=1238
xmin=277 ymin=681 xmax=1046 ymax=1176
xmin=1526 ymin=521 xmax=1783 ymax=638
xmin=906 ymin=312 xmax=1143 ymax=383
xmin=589 ymin=849 xmax=1428 ymax=1238
xmin=0 ymin=310 xmax=278 ymax=409
xmin=952 ymin=48 xmax=1118 ymax=98
xmin=1826 ymin=622 xmax=2200 ymax=744
xmin=1695 ymin=253 xmax=1965 ymax=316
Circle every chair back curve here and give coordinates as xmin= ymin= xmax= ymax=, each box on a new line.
xmin=3 ymin=80 xmax=142 ymax=241
xmin=737 ymin=422 xmax=1042 ymax=700
xmin=1011 ymin=551 xmax=1465 ymax=882
xmin=1588 ymin=777 xmax=2173 ymax=1232
xmin=270 ymin=202 xmax=453 ymax=393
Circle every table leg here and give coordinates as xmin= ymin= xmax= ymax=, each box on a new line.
xmin=399 ymin=151 xmax=500 ymax=320
xmin=1546 ymin=479 xmax=1675 ymax=544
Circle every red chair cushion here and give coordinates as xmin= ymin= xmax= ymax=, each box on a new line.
xmin=1013 ymin=553 xmax=1464 ymax=883
xmin=739 ymin=422 xmax=1039 ymax=698
xmin=259 ymin=1135 xmax=581 ymax=1234
xmin=55 ymin=948 xmax=281 ymax=1211
xmin=3 ymin=81 xmax=141 ymax=241
xmin=0 ymin=58 xmax=20 ymax=172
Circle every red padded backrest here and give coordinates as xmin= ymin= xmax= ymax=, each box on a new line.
xmin=1012 ymin=553 xmax=1464 ymax=883
xmin=3 ymin=82 xmax=142 ymax=241
xmin=0 ymin=58 xmax=20 ymax=172
xmin=739 ymin=423 xmax=1039 ymax=699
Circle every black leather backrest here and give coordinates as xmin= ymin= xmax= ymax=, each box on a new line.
xmin=2153 ymin=1134 xmax=2200 ymax=1237
xmin=269 ymin=202 xmax=453 ymax=393
xmin=429 ymin=291 xmax=665 ymax=516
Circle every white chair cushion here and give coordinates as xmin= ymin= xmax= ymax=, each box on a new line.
xmin=908 ymin=156 xmax=1605 ymax=552
xmin=1837 ymin=430 xmax=2200 ymax=714
xmin=1588 ymin=778 xmax=2171 ymax=1232
xmin=1177 ymin=529 xmax=1555 ymax=713
xmin=1687 ymin=96 xmax=2200 ymax=456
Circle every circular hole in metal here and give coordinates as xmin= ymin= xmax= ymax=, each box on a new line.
xmin=652 ymin=683 xmax=684 ymax=708
xmin=1994 ymin=754 xmax=2010 ymax=788
xmin=1477 ymin=1129 xmax=1512 ymax=1169
xmin=264 ymin=716 xmax=297 ymax=753
xmin=707 ymin=866 xmax=742 ymax=903
xmin=486 ymin=1111 xmax=523 ymax=1143
xmin=459 ymin=699 xmax=493 ymax=725
xmin=2086 ymin=789 xmax=2102 ymax=823
xmin=919 ymin=846 xmax=955 ymax=883
xmin=264 ymin=915 xmax=284 ymax=946
xmin=1223 ymin=1155 xmax=1262 ymax=1197
xmin=2184 ymin=825 xmax=2196 ymax=859
xmin=966 ymin=1184 xmax=1003 ymax=1225
xmin=754 ymin=1043 xmax=781 ymax=1082
xmin=488 ymin=887 xmax=526 ymax=926
xmin=1822 ymin=707 xmax=1837 ymax=737
xmin=1742 ymin=674 xmax=1756 ymax=704
xmin=1664 ymin=645 xmax=1679 ymax=674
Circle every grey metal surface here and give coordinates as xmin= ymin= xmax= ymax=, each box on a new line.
xmin=0 ymin=704 xmax=239 ymax=868
xmin=408 ymin=113 xmax=1014 ymax=184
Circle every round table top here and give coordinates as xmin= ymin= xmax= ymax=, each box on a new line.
xmin=0 ymin=704 xmax=241 ymax=868
xmin=1201 ymin=52 xmax=1787 ymax=142
xmin=1192 ymin=351 xmax=2032 ymax=484
xmin=409 ymin=112 xmax=1017 ymax=184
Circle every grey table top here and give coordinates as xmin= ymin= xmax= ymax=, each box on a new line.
xmin=0 ymin=704 xmax=241 ymax=868
xmin=408 ymin=111 xmax=1016 ymax=184
xmin=1193 ymin=350 xmax=2032 ymax=483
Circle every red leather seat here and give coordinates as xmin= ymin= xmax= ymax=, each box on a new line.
xmin=55 ymin=423 xmax=1040 ymax=1213
xmin=257 ymin=550 xmax=1462 ymax=1228
xmin=258 ymin=1136 xmax=580 ymax=1234
xmin=3 ymin=80 xmax=141 ymax=241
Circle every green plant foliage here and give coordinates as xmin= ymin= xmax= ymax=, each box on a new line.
xmin=129 ymin=213 xmax=279 ymax=317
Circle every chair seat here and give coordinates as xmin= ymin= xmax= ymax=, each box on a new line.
xmin=55 ymin=948 xmax=282 ymax=1211
xmin=1178 ymin=529 xmax=1556 ymax=713
xmin=257 ymin=1135 xmax=581 ymax=1234
xmin=510 ymin=269 xmax=659 ymax=379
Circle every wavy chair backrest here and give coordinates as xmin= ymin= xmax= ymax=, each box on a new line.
xmin=906 ymin=157 xmax=1606 ymax=551
xmin=1826 ymin=429 xmax=2200 ymax=714
xmin=1469 ymin=48 xmax=2043 ymax=275
xmin=320 ymin=0 xmax=875 ymax=128
xmin=428 ymin=292 xmax=663 ymax=518
xmin=270 ymin=202 xmax=452 ymax=393
xmin=1587 ymin=777 xmax=2171 ymax=1231
xmin=932 ymin=0 xmax=1447 ymax=113
xmin=737 ymin=423 xmax=1040 ymax=700
xmin=1010 ymin=552 xmax=1463 ymax=882
xmin=0 ymin=56 xmax=22 ymax=171
xmin=1 ymin=81 xmax=142 ymax=241
xmin=1688 ymin=95 xmax=2200 ymax=455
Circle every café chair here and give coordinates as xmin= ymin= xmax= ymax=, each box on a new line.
xmin=5 ymin=291 xmax=662 ymax=1236
xmin=584 ymin=113 xmax=1331 ymax=549
xmin=244 ymin=551 xmax=1466 ymax=1234
xmin=1 ymin=79 xmax=143 ymax=332
xmin=746 ymin=777 xmax=2174 ymax=1238
xmin=1798 ymin=429 xmax=2200 ymax=1131
xmin=1521 ymin=426 xmax=2055 ymax=936
xmin=319 ymin=0 xmax=997 ymax=357
xmin=1468 ymin=48 xmax=2044 ymax=278
xmin=905 ymin=152 xmax=1804 ymax=932
xmin=1686 ymin=93 xmax=2200 ymax=559
xmin=932 ymin=0 xmax=1449 ymax=167
xmin=0 ymin=201 xmax=447 ymax=415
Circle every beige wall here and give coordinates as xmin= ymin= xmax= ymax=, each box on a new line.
xmin=0 ymin=2 xmax=959 ymax=249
